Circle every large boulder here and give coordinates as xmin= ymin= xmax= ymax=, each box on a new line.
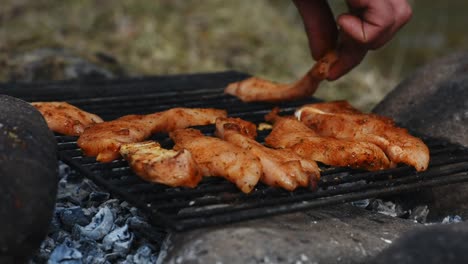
xmin=373 ymin=52 xmax=468 ymax=220
xmin=0 ymin=95 xmax=58 ymax=263
xmin=369 ymin=52 xmax=468 ymax=263
xmin=373 ymin=52 xmax=468 ymax=147
xmin=371 ymin=221 xmax=468 ymax=264
xmin=157 ymin=204 xmax=417 ymax=264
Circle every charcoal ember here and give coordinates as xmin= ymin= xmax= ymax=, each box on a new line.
xmin=368 ymin=199 xmax=407 ymax=218
xmin=58 ymin=162 xmax=72 ymax=180
xmin=50 ymin=230 xmax=72 ymax=244
xmin=120 ymin=245 xmax=157 ymax=264
xmin=82 ymin=207 xmax=99 ymax=219
xmin=102 ymin=225 xmax=134 ymax=256
xmin=132 ymin=245 xmax=158 ymax=264
xmin=75 ymin=207 xmax=114 ymax=241
xmin=88 ymin=192 xmax=110 ymax=204
xmin=129 ymin=207 xmax=140 ymax=217
xmin=408 ymin=205 xmax=429 ymax=224
xmin=49 ymin=208 xmax=64 ymax=234
xmin=33 ymin=236 xmax=56 ymax=262
xmin=59 ymin=206 xmax=91 ymax=231
xmin=127 ymin=216 xmax=167 ymax=246
xmin=100 ymin=199 xmax=129 ymax=216
xmin=57 ymin=178 xmax=99 ymax=205
xmin=49 ymin=238 xmax=83 ymax=264
xmin=77 ymin=239 xmax=107 ymax=264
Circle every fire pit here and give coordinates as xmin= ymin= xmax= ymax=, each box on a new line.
xmin=1 ymin=70 xmax=468 ymax=262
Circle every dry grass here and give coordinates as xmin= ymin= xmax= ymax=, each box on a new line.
xmin=1 ymin=0 xmax=467 ymax=110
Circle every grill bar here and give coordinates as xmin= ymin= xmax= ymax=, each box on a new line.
xmin=2 ymin=71 xmax=468 ymax=231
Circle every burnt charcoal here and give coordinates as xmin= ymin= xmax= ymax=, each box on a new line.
xmin=76 ymin=207 xmax=114 ymax=241
xmin=127 ymin=216 xmax=167 ymax=247
xmin=77 ymin=239 xmax=107 ymax=264
xmin=0 ymin=96 xmax=58 ymax=260
xmin=100 ymin=199 xmax=128 ymax=216
xmin=132 ymin=245 xmax=158 ymax=264
xmin=50 ymin=230 xmax=72 ymax=244
xmin=102 ymin=225 xmax=134 ymax=256
xmin=88 ymin=192 xmax=110 ymax=204
xmin=408 ymin=205 xmax=429 ymax=224
xmin=58 ymin=162 xmax=72 ymax=180
xmin=370 ymin=222 xmax=468 ymax=264
xmin=59 ymin=206 xmax=91 ymax=231
xmin=121 ymin=245 xmax=158 ymax=264
xmin=57 ymin=179 xmax=99 ymax=205
xmin=49 ymin=208 xmax=64 ymax=235
xmin=49 ymin=238 xmax=83 ymax=264
xmin=33 ymin=236 xmax=56 ymax=262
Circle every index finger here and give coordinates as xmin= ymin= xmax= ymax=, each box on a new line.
xmin=293 ymin=0 xmax=338 ymax=59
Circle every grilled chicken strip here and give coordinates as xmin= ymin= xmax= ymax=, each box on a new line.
xmin=120 ymin=141 xmax=202 ymax=188
xmin=215 ymin=117 xmax=258 ymax=140
xmin=216 ymin=118 xmax=320 ymax=190
xmin=170 ymin=128 xmax=262 ymax=193
xmin=31 ymin=102 xmax=103 ymax=136
xmin=265 ymin=109 xmax=391 ymax=171
xmin=78 ymin=108 xmax=226 ymax=162
xmin=225 ymin=51 xmax=338 ymax=102
xmin=295 ymin=101 xmax=430 ymax=171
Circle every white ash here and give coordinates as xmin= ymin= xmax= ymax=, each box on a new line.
xmin=366 ymin=199 xmax=407 ymax=218
xmin=442 ymin=215 xmax=463 ymax=224
xmin=354 ymin=198 xmax=464 ymax=225
xmin=408 ymin=205 xmax=429 ymax=223
xmin=31 ymin=163 xmax=164 ymax=263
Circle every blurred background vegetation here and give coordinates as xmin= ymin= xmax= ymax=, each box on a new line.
xmin=1 ymin=0 xmax=467 ymax=110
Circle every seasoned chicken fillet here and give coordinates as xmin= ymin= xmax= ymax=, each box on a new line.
xmin=225 ymin=51 xmax=338 ymax=102
xmin=295 ymin=101 xmax=430 ymax=171
xmin=170 ymin=128 xmax=262 ymax=193
xmin=216 ymin=118 xmax=320 ymax=190
xmin=31 ymin=102 xmax=103 ymax=136
xmin=77 ymin=108 xmax=226 ymax=162
xmin=215 ymin=117 xmax=258 ymax=140
xmin=265 ymin=110 xmax=391 ymax=171
xmin=120 ymin=141 xmax=202 ymax=188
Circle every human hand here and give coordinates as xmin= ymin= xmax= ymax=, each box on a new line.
xmin=293 ymin=0 xmax=412 ymax=80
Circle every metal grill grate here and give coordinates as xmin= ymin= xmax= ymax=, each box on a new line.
xmin=3 ymin=72 xmax=468 ymax=231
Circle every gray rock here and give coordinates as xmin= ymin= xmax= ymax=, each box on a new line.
xmin=373 ymin=52 xmax=468 ymax=147
xmin=157 ymin=204 xmax=418 ymax=264
xmin=373 ymin=52 xmax=468 ymax=220
xmin=371 ymin=221 xmax=468 ymax=264
xmin=0 ymin=96 xmax=58 ymax=262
